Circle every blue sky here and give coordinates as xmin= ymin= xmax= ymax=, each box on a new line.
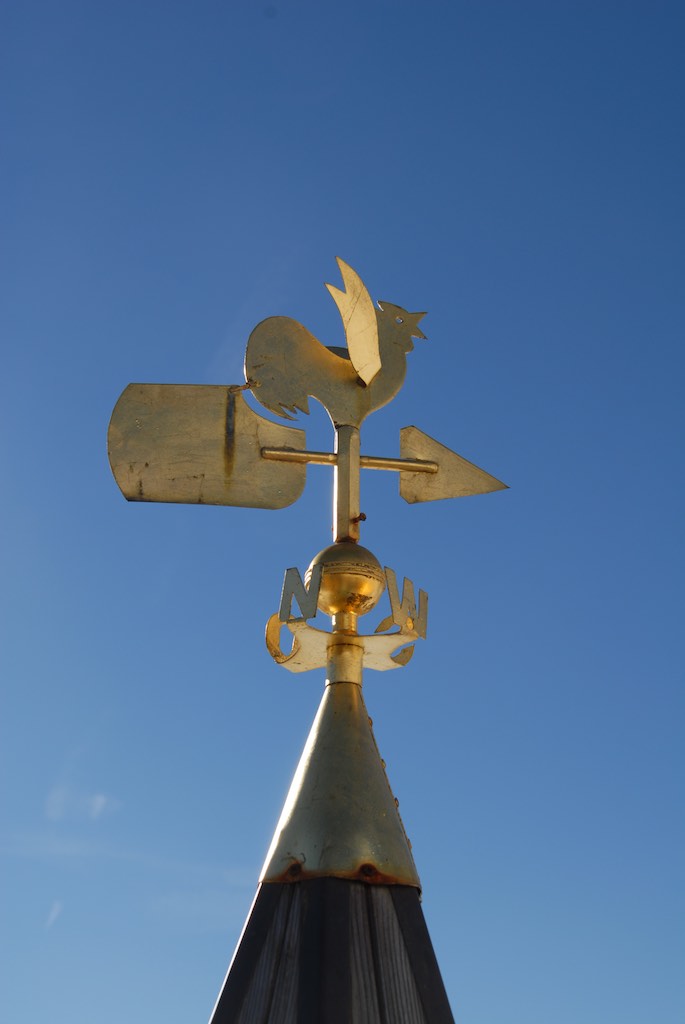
xmin=1 ymin=1 xmax=683 ymax=1021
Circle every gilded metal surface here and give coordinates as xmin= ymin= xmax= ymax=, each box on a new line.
xmin=334 ymin=425 xmax=362 ymax=542
xmin=266 ymin=615 xmax=329 ymax=673
xmin=326 ymin=635 xmax=364 ymax=685
xmin=262 ymin=447 xmax=338 ymax=466
xmin=376 ymin=568 xmax=428 ymax=640
xmin=260 ymin=682 xmax=421 ymax=888
xmin=399 ymin=426 xmax=508 ymax=503
xmin=244 ymin=259 xmax=426 ymax=428
xmin=325 ymin=258 xmax=382 ymax=385
xmin=266 ymin=545 xmax=419 ymax=672
xmin=278 ymin=565 xmax=323 ymax=623
xmin=265 ymin=613 xmax=419 ymax=674
xmin=108 ymin=385 xmax=306 ymax=509
xmin=108 ymin=261 xmax=506 ymax=531
xmin=262 ymin=446 xmax=437 ymax=474
xmin=306 ymin=542 xmax=385 ymax=618
xmin=360 ymin=454 xmax=436 ymax=474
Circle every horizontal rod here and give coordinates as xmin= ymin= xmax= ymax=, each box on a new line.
xmin=261 ymin=447 xmax=438 ymax=475
xmin=262 ymin=447 xmax=336 ymax=466
xmin=361 ymin=454 xmax=437 ymax=475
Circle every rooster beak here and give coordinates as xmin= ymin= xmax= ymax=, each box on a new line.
xmin=413 ymin=313 xmax=428 ymax=340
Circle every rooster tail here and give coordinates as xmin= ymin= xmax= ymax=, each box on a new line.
xmin=245 ymin=316 xmax=319 ymax=420
xmin=325 ymin=258 xmax=381 ymax=386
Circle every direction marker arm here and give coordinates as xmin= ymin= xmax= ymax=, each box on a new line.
xmin=261 ymin=446 xmax=438 ymax=475
xmin=261 ymin=425 xmax=506 ymax=508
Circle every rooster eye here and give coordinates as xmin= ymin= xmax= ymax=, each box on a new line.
xmin=395 ymin=316 xmax=404 ymax=324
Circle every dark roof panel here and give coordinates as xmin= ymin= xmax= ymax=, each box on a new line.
xmin=209 ymin=879 xmax=454 ymax=1024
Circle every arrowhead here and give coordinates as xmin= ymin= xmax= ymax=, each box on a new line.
xmin=399 ymin=426 xmax=508 ymax=504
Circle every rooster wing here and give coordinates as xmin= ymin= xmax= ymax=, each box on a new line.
xmin=325 ymin=258 xmax=381 ymax=385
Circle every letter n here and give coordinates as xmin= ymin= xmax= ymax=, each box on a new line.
xmin=278 ymin=564 xmax=323 ymax=622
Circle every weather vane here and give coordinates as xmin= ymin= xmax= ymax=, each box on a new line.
xmin=108 ymin=259 xmax=507 ymax=1019
xmin=109 ymin=258 xmax=505 ymax=679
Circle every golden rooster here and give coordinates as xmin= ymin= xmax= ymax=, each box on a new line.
xmin=244 ymin=259 xmax=426 ymax=428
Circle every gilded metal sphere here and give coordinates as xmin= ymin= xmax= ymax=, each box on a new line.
xmin=305 ymin=542 xmax=386 ymax=617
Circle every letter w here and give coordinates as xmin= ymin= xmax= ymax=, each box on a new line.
xmin=384 ymin=567 xmax=428 ymax=639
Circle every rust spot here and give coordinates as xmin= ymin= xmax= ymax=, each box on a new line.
xmin=137 ymin=479 xmax=144 ymax=498
xmin=266 ymin=862 xmax=418 ymax=887
xmin=224 ymin=390 xmax=236 ymax=481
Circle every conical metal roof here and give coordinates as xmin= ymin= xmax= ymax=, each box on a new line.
xmin=208 ymin=680 xmax=454 ymax=1023
xmin=261 ymin=681 xmax=420 ymax=888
